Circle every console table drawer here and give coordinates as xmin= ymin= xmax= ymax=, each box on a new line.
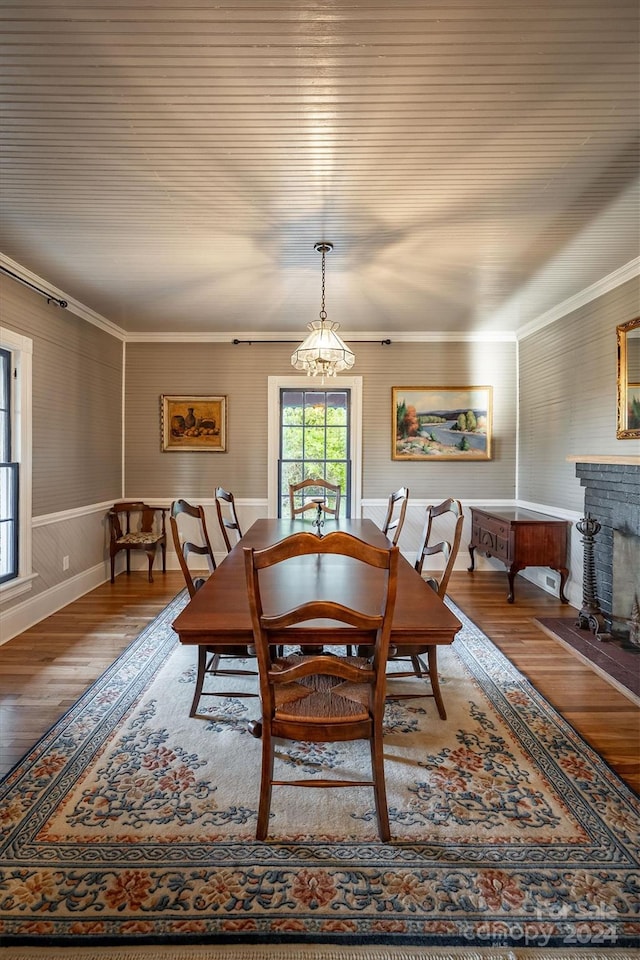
xmin=472 ymin=517 xmax=510 ymax=561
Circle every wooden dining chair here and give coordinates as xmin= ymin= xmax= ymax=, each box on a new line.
xmin=108 ymin=501 xmax=167 ymax=584
xmin=170 ymin=499 xmax=216 ymax=597
xmin=215 ymin=486 xmax=243 ymax=553
xmin=170 ymin=499 xmax=257 ymax=717
xmin=288 ymin=477 xmax=341 ymax=519
xmin=381 ymin=486 xmax=409 ymax=545
xmin=244 ymin=530 xmax=399 ymax=842
xmin=385 ymin=498 xmax=464 ymax=720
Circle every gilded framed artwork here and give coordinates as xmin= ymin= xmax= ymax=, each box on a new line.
xmin=161 ymin=395 xmax=227 ymax=452
xmin=616 ymin=316 xmax=640 ymax=438
xmin=393 ymin=386 xmax=492 ymax=460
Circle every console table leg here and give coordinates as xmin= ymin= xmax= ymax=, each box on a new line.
xmin=507 ymin=565 xmax=521 ymax=604
xmin=556 ymin=567 xmax=569 ymax=603
xmin=467 ymin=545 xmax=476 ymax=572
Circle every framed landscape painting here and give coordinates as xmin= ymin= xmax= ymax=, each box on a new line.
xmin=161 ymin=395 xmax=227 ymax=452
xmin=393 ymin=386 xmax=492 ymax=460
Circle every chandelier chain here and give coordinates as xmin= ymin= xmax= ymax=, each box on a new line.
xmin=320 ymin=248 xmax=327 ymax=321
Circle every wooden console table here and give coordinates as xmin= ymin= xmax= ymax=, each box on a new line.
xmin=468 ymin=507 xmax=569 ymax=604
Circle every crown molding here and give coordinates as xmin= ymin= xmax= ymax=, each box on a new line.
xmin=0 ymin=253 xmax=127 ymax=342
xmin=517 ymin=257 xmax=640 ymax=342
xmin=3 ymin=252 xmax=637 ymax=345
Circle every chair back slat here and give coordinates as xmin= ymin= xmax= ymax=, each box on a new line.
xmin=288 ymin=478 xmax=341 ymax=518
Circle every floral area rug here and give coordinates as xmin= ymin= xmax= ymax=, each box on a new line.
xmin=0 ymin=591 xmax=638 ymax=951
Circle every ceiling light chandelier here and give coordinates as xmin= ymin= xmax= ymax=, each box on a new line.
xmin=291 ymin=242 xmax=355 ymax=382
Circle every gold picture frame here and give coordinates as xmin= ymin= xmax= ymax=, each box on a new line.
xmin=161 ymin=395 xmax=227 ymax=452
xmin=616 ymin=317 xmax=640 ymax=439
xmin=393 ymin=386 xmax=492 ymax=460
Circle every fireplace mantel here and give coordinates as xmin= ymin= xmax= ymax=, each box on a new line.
xmin=567 ymin=455 xmax=640 ymax=466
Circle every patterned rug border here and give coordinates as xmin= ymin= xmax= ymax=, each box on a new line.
xmin=1 ymin=943 xmax=638 ymax=959
xmin=1 ymin=594 xmax=638 ymax=950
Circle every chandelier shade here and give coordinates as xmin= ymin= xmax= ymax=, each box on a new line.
xmin=291 ymin=242 xmax=355 ymax=380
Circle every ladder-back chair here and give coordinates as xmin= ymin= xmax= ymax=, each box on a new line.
xmin=244 ymin=530 xmax=398 ymax=842
xmin=215 ymin=487 xmax=243 ymax=553
xmin=386 ymin=498 xmax=464 ymax=720
xmin=289 ymin=478 xmax=341 ymax=519
xmin=170 ymin=498 xmax=256 ymax=717
xmin=382 ymin=486 xmax=409 ymax=545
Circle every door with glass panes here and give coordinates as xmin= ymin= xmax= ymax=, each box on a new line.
xmin=278 ymin=388 xmax=350 ymax=518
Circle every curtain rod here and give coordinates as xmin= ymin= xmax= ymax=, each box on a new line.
xmin=0 ymin=266 xmax=68 ymax=308
xmin=233 ymin=338 xmax=391 ymax=345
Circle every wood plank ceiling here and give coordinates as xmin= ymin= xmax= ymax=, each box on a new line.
xmin=0 ymin=0 xmax=638 ymax=336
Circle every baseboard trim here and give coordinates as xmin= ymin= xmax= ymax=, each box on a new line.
xmin=0 ymin=563 xmax=108 ymax=645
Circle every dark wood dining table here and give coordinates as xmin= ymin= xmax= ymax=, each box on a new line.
xmin=172 ymin=518 xmax=462 ymax=650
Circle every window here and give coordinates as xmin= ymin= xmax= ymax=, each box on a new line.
xmin=0 ymin=348 xmax=18 ymax=581
xmin=279 ymin=388 xmax=351 ymax=518
xmin=0 ymin=328 xmax=33 ymax=598
xmin=267 ymin=376 xmax=362 ymax=519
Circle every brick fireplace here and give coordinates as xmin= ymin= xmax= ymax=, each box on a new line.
xmin=572 ymin=457 xmax=640 ymax=639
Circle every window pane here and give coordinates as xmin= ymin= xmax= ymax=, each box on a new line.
xmin=0 ymin=463 xmax=18 ymax=582
xmin=304 ymin=403 xmax=326 ymax=426
xmin=303 ymin=461 xmax=324 ymax=479
xmin=0 ymin=411 xmax=8 ymax=461
xmin=0 ymin=349 xmax=9 ymax=463
xmin=326 ymin=426 xmax=347 ymax=459
xmin=326 ymin=392 xmax=347 ymax=424
xmin=326 ymin=463 xmax=346 ymax=489
xmin=282 ymin=392 xmax=304 ymax=424
xmin=282 ymin=461 xmax=303 ymax=487
xmin=0 ymin=461 xmax=17 ymax=517
xmin=0 ymin=520 xmax=16 ymax=579
xmin=282 ymin=426 xmax=303 ymax=459
xmin=0 ymin=351 xmax=8 ymax=411
xmin=304 ymin=427 xmax=326 ymax=460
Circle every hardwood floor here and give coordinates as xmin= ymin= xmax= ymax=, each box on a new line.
xmin=448 ymin=571 xmax=640 ymax=792
xmin=0 ymin=569 xmax=638 ymax=791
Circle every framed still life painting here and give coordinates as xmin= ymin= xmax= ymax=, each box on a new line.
xmin=392 ymin=386 xmax=492 ymax=461
xmin=161 ymin=395 xmax=227 ymax=452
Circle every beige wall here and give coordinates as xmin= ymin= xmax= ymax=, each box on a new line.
xmin=1 ymin=275 xmax=123 ymax=515
xmin=124 ymin=339 xmax=517 ymax=503
xmin=1 ymin=275 xmax=123 ymax=615
xmin=518 ymin=276 xmax=640 ymax=513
